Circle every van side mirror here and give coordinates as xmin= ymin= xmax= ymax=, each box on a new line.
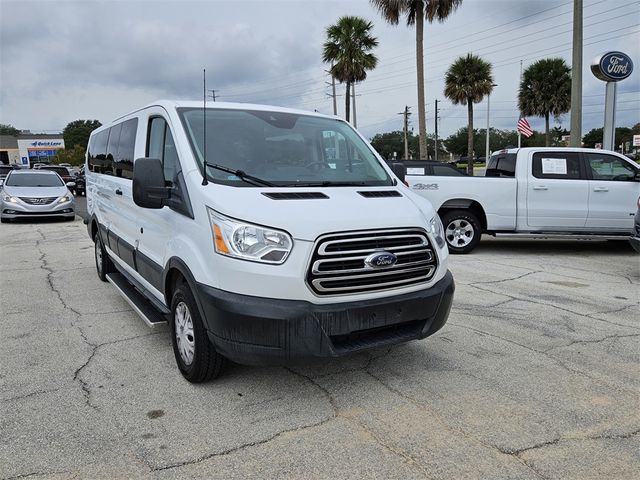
xmin=133 ymin=158 xmax=170 ymax=209
xmin=389 ymin=162 xmax=407 ymax=183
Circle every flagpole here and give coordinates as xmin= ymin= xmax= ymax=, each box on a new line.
xmin=518 ymin=59 xmax=523 ymax=148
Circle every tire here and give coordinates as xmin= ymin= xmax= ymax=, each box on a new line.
xmin=441 ymin=209 xmax=482 ymax=254
xmin=94 ymin=232 xmax=114 ymax=281
xmin=170 ymin=283 xmax=225 ymax=383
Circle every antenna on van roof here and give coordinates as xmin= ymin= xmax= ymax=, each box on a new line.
xmin=202 ymin=68 xmax=209 ymax=186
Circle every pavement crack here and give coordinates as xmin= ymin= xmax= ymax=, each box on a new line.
xmin=1 ymin=387 xmax=62 ymax=403
xmin=471 ymin=270 xmax=542 ymax=285
xmin=542 ymin=333 xmax=640 ymax=353
xmin=363 ymin=367 xmax=547 ymax=479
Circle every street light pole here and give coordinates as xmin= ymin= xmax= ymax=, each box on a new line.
xmin=485 ymin=84 xmax=498 ymax=162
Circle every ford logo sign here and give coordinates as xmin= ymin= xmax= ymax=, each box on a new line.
xmin=591 ymin=51 xmax=634 ymax=82
xmin=365 ymin=251 xmax=398 ymax=268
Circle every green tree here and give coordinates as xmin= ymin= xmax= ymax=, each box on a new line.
xmin=56 ymin=145 xmax=86 ymax=166
xmin=518 ymin=58 xmax=571 ymax=147
xmin=582 ymin=126 xmax=634 ymax=150
xmin=370 ymin=131 xmax=407 ymax=159
xmin=371 ymin=0 xmax=463 ymax=160
xmin=62 ymin=119 xmax=102 ymax=151
xmin=0 ymin=124 xmax=20 ymax=136
xmin=443 ymin=53 xmax=494 ymax=175
xmin=323 ymin=16 xmax=378 ymax=123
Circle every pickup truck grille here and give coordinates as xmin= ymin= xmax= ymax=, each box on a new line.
xmin=18 ymin=196 xmax=57 ymax=205
xmin=307 ymin=228 xmax=437 ymax=296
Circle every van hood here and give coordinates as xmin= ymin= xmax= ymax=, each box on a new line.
xmin=206 ymin=185 xmax=435 ymax=241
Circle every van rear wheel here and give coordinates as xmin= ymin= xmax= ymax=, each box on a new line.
xmin=94 ymin=232 xmax=114 ymax=281
xmin=170 ymin=283 xmax=225 ymax=383
xmin=441 ymin=210 xmax=481 ymax=254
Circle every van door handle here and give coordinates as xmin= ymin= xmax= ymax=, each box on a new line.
xmin=115 ymin=188 xmax=123 ymax=195
xmin=593 ymin=187 xmax=608 ymax=192
xmin=533 ymin=186 xmax=548 ymax=191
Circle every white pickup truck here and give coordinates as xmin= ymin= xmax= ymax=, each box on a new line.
xmin=402 ymin=148 xmax=640 ymax=253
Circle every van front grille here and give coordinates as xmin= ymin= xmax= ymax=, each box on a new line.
xmin=18 ymin=196 xmax=57 ymax=205
xmin=307 ymin=228 xmax=437 ymax=296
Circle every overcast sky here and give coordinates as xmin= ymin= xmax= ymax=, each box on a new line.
xmin=1 ymin=0 xmax=638 ymax=141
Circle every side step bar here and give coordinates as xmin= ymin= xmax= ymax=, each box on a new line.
xmin=493 ymin=233 xmax=627 ymax=240
xmin=106 ymin=272 xmax=168 ymax=328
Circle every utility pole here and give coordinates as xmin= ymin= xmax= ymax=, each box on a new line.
xmin=325 ymin=68 xmax=337 ymax=116
xmin=434 ymin=99 xmax=439 ymax=162
xmin=208 ymin=89 xmax=218 ymax=102
xmin=570 ymin=0 xmax=583 ymax=147
xmin=398 ymin=106 xmax=411 ymax=160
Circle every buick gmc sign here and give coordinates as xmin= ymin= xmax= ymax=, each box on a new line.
xmin=591 ymin=51 xmax=634 ymax=82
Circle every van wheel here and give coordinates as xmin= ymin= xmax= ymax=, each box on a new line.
xmin=94 ymin=232 xmax=114 ymax=281
xmin=170 ymin=283 xmax=225 ymax=383
xmin=441 ymin=210 xmax=481 ymax=254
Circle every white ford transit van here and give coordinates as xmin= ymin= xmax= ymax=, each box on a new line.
xmin=85 ymin=101 xmax=454 ymax=382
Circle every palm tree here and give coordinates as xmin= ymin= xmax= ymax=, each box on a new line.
xmin=322 ymin=16 xmax=378 ymax=124
xmin=371 ymin=0 xmax=463 ymax=159
xmin=518 ymin=58 xmax=571 ymax=147
xmin=443 ymin=53 xmax=494 ymax=175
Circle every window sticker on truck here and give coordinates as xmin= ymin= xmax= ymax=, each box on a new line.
xmin=541 ymin=158 xmax=567 ymax=175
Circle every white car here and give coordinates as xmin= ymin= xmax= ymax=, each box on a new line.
xmin=85 ymin=100 xmax=454 ymax=382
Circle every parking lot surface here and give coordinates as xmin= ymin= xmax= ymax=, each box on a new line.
xmin=1 ymin=217 xmax=638 ymax=479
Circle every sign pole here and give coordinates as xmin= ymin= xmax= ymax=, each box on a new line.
xmin=602 ymin=81 xmax=617 ymax=151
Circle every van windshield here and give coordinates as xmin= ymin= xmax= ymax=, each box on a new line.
xmin=178 ymin=108 xmax=392 ymax=187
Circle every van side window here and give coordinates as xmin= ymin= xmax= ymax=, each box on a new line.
xmin=532 ymin=152 xmax=582 ymax=180
xmin=88 ymin=129 xmax=111 ymax=174
xmin=585 ymin=153 xmax=637 ymax=181
xmin=147 ymin=117 xmax=179 ymax=183
xmin=114 ymin=118 xmax=138 ymax=180
xmin=105 ymin=123 xmax=121 ymax=176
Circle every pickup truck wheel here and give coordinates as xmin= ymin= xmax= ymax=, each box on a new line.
xmin=441 ymin=210 xmax=481 ymax=254
xmin=94 ymin=232 xmax=114 ymax=281
xmin=170 ymin=283 xmax=225 ymax=383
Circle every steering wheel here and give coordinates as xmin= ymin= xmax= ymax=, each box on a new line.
xmin=304 ymin=161 xmax=331 ymax=172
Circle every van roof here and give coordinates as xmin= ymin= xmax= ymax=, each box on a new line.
xmin=111 ymin=100 xmax=339 ymax=124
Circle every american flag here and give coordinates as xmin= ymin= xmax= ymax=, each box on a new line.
xmin=517 ymin=117 xmax=534 ymax=137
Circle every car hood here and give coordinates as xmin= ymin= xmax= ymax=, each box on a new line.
xmin=206 ymin=184 xmax=436 ymax=241
xmin=2 ymin=186 xmax=69 ymax=197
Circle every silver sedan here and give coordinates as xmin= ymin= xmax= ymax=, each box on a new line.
xmin=1 ymin=170 xmax=75 ymax=223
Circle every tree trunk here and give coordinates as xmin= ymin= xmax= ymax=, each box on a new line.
xmin=415 ymin=5 xmax=427 ymax=159
xmin=345 ymin=81 xmax=351 ymax=123
xmin=467 ymin=100 xmax=474 ymax=176
xmin=545 ymin=112 xmax=550 ymax=146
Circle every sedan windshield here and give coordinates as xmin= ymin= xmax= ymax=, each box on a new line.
xmin=178 ymin=108 xmax=392 ymax=187
xmin=5 ymin=173 xmax=63 ymax=187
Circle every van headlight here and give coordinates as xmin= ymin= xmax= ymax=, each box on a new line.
xmin=207 ymin=208 xmax=293 ymax=264
xmin=429 ymin=215 xmax=446 ymax=249
xmin=57 ymin=195 xmax=72 ymax=204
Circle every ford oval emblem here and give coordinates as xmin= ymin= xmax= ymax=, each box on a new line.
xmin=365 ymin=251 xmax=398 ymax=268
xmin=591 ymin=51 xmax=634 ymax=82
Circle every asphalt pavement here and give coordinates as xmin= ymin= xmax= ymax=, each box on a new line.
xmin=1 ymin=216 xmax=638 ymax=479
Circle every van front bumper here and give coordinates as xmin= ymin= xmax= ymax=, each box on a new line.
xmin=197 ymin=271 xmax=454 ymax=365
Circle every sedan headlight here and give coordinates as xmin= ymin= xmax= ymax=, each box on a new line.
xmin=2 ymin=194 xmax=18 ymax=203
xmin=207 ymin=208 xmax=293 ymax=264
xmin=429 ymin=215 xmax=446 ymax=249
xmin=57 ymin=195 xmax=72 ymax=204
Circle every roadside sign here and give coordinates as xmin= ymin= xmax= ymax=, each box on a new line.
xmin=633 ymin=135 xmax=640 ymax=147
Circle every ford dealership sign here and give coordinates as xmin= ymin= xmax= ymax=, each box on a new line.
xmin=591 ymin=51 xmax=634 ymax=82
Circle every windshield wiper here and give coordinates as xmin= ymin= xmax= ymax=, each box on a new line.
xmin=206 ymin=164 xmax=275 ymax=187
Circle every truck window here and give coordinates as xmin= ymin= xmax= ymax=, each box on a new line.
xmin=486 ymin=153 xmax=516 ymax=177
xmin=584 ymin=152 xmax=637 ymax=181
xmin=532 ymin=152 xmax=582 ymax=180
xmin=105 ymin=123 xmax=122 ymax=176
